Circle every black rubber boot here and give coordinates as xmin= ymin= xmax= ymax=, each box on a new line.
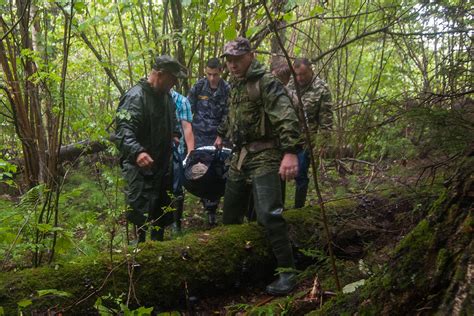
xmin=222 ymin=178 xmax=251 ymax=225
xmin=266 ymin=272 xmax=297 ymax=295
xmin=137 ymin=227 xmax=147 ymax=243
xmin=294 ymin=184 xmax=308 ymax=209
xmin=207 ymin=208 xmax=217 ymax=226
xmin=150 ymin=226 xmax=164 ymax=241
xmin=252 ymin=172 xmax=296 ymax=295
xmin=172 ymin=197 xmax=184 ymax=234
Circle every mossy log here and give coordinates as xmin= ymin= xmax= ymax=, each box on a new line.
xmin=0 ymin=198 xmax=393 ymax=314
xmin=315 ymin=154 xmax=473 ymax=315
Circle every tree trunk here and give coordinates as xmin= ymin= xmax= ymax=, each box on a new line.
xmin=270 ymin=0 xmax=287 ymax=66
xmin=170 ymin=0 xmax=189 ymax=93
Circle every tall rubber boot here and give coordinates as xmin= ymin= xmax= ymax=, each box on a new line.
xmin=207 ymin=208 xmax=217 ymax=226
xmin=294 ymin=184 xmax=308 ymax=209
xmin=222 ymin=178 xmax=251 ymax=225
xmin=150 ymin=226 xmax=164 ymax=241
xmin=137 ymin=226 xmax=147 ymax=243
xmin=252 ymin=172 xmax=297 ymax=295
xmin=172 ymin=197 xmax=184 ymax=233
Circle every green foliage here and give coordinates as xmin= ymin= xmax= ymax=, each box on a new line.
xmin=0 ymin=159 xmax=17 ymax=188
xmin=0 ymin=162 xmax=126 ymax=268
xmin=94 ymin=294 xmax=154 ymax=316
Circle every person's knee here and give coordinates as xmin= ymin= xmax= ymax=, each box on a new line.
xmin=257 ymin=207 xmax=285 ymax=227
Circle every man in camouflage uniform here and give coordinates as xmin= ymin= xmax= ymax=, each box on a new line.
xmin=215 ymin=38 xmax=302 ymax=295
xmin=188 ymin=58 xmax=230 ymax=225
xmin=115 ymin=55 xmax=187 ymax=242
xmin=286 ymin=58 xmax=333 ymax=208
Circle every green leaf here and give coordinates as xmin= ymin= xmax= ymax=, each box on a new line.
xmin=0 ymin=306 xmax=4 ymax=316
xmin=223 ymin=18 xmax=237 ymax=40
xmin=133 ymin=306 xmax=154 ymax=315
xmin=36 ymin=223 xmax=53 ymax=232
xmin=283 ymin=11 xmax=294 ymax=22
xmin=74 ymin=1 xmax=87 ymax=13
xmin=342 ymin=279 xmax=365 ymax=293
xmin=17 ymin=299 xmax=32 ymax=309
xmin=310 ymin=5 xmax=324 ymax=15
xmin=38 ymin=289 xmax=72 ymax=297
xmin=206 ymin=8 xmax=227 ymax=33
xmin=246 ymin=26 xmax=259 ymax=38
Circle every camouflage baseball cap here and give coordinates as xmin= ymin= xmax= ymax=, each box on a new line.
xmin=152 ymin=55 xmax=188 ymax=79
xmin=221 ymin=37 xmax=252 ymax=57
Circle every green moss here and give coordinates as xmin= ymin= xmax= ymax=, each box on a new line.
xmin=435 ymin=248 xmax=449 ymax=274
xmin=395 ymin=219 xmax=434 ymax=253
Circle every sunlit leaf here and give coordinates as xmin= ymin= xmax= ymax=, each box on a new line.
xmin=310 ymin=5 xmax=324 ymax=15
xmin=38 ymin=289 xmax=72 ymax=297
xmin=223 ymin=18 xmax=237 ymax=40
xmin=17 ymin=299 xmax=32 ymax=309
xmin=342 ymin=279 xmax=365 ymax=293
xmin=283 ymin=11 xmax=294 ymax=22
xmin=74 ymin=1 xmax=87 ymax=13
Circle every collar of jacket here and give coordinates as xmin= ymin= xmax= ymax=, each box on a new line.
xmin=230 ymin=59 xmax=266 ymax=85
xmin=299 ymin=74 xmax=317 ymax=93
xmin=138 ymin=78 xmax=171 ymax=97
xmin=203 ymin=77 xmax=227 ymax=96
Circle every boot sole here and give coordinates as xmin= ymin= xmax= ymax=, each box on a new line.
xmin=265 ymin=285 xmax=296 ymax=296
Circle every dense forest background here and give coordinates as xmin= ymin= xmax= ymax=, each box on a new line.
xmin=0 ymin=0 xmax=472 ymax=314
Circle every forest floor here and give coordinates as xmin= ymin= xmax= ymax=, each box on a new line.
xmin=0 ymin=154 xmax=445 ymax=314
xmin=140 ymin=156 xmax=439 ymax=314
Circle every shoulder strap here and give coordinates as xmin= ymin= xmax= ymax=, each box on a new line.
xmin=246 ymin=80 xmax=261 ymax=102
xmin=195 ymin=77 xmax=206 ymax=96
xmin=246 ymin=78 xmax=266 ymax=136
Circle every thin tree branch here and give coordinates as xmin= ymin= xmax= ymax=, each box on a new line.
xmin=385 ymin=28 xmax=473 ymax=37
xmin=0 ymin=0 xmax=29 ymax=41
xmin=260 ymin=0 xmax=342 ymax=292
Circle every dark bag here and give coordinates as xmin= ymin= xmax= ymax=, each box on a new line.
xmin=183 ymin=146 xmax=231 ymax=200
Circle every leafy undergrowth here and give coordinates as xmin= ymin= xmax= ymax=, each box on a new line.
xmin=0 ymin=155 xmax=449 ymax=314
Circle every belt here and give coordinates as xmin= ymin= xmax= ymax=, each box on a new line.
xmin=236 ymin=139 xmax=277 ymax=170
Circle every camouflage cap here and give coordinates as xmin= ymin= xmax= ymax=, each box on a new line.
xmin=152 ymin=55 xmax=188 ymax=79
xmin=220 ymin=37 xmax=252 ymax=57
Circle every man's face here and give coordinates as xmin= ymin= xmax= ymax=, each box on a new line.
xmin=153 ymin=71 xmax=178 ymax=93
xmin=205 ymin=67 xmax=221 ymax=87
xmin=294 ymin=64 xmax=313 ymax=87
xmin=225 ymin=52 xmax=253 ymax=78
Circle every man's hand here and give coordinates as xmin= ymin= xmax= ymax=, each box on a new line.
xmin=214 ymin=136 xmax=223 ymax=149
xmin=136 ymin=152 xmax=154 ymax=168
xmin=279 ymin=153 xmax=298 ymax=181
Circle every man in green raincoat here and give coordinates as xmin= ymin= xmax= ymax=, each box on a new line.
xmin=115 ymin=55 xmax=187 ymax=242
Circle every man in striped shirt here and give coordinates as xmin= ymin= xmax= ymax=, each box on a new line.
xmin=171 ymin=90 xmax=194 ymax=233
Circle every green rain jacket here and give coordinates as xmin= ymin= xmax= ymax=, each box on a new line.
xmin=115 ymin=78 xmax=178 ymax=225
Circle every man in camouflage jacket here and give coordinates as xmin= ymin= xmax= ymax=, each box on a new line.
xmin=215 ymin=38 xmax=302 ymax=295
xmin=188 ymin=58 xmax=230 ymax=225
xmin=115 ymin=55 xmax=187 ymax=242
xmin=286 ymin=58 xmax=333 ymax=208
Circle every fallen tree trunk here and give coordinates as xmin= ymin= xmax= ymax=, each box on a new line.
xmin=0 ymin=196 xmax=415 ymax=314
xmin=58 ymin=140 xmax=109 ymax=162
